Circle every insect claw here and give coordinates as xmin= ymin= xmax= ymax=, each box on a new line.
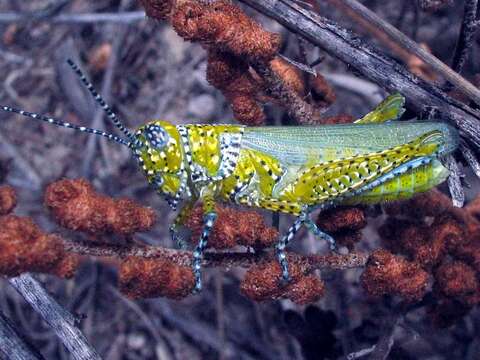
xmin=277 ymin=249 xmax=290 ymax=283
xmin=329 ymin=242 xmax=340 ymax=254
xmin=193 ymin=280 xmax=202 ymax=293
xmin=325 ymin=234 xmax=338 ymax=252
xmin=279 ymin=273 xmax=291 ymax=286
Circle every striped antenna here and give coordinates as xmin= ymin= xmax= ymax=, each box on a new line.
xmin=1 ymin=105 xmax=131 ymax=147
xmin=66 ymin=59 xmax=136 ymax=142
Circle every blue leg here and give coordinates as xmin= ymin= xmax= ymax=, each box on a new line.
xmin=192 ymin=212 xmax=217 ymax=292
xmin=276 ymin=216 xmax=305 ymax=282
xmin=303 ymin=217 xmax=338 ymax=252
xmin=192 ymin=187 xmax=217 ymax=293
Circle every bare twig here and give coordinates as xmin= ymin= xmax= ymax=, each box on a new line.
xmin=278 ymin=53 xmax=317 ymax=76
xmin=325 ymin=0 xmax=480 ymax=104
xmin=63 ymin=238 xmax=369 ymax=270
xmin=446 ymin=155 xmax=465 ymax=208
xmin=449 ymin=0 xmax=479 ymax=79
xmin=239 ymin=0 xmax=480 ymax=150
xmin=460 ymin=141 xmax=480 ymax=179
xmin=0 ymin=11 xmax=145 ymax=24
xmin=418 ymin=0 xmax=453 ymax=11
xmin=0 ymin=310 xmax=44 ymax=360
xmin=325 ymin=0 xmax=414 ymax=63
xmin=345 ymin=345 xmax=376 ymax=360
xmin=8 ymin=274 xmax=101 ymax=360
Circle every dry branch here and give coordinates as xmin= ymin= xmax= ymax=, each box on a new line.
xmin=327 ymin=0 xmax=480 ymax=101
xmin=450 ymin=0 xmax=479 ymax=75
xmin=239 ymin=0 xmax=480 ymax=149
xmin=9 ymin=275 xmax=101 ymax=360
xmin=252 ymin=61 xmax=324 ymax=123
xmin=64 ymin=238 xmax=368 ymax=270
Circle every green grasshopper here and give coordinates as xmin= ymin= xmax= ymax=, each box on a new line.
xmin=1 ymin=60 xmax=459 ymax=292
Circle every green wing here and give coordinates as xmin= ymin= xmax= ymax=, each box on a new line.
xmin=241 ymin=122 xmax=458 ymax=166
xmin=355 ymin=93 xmax=406 ymax=124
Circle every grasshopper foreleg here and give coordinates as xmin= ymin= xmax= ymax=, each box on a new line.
xmin=192 ymin=190 xmax=217 ymax=292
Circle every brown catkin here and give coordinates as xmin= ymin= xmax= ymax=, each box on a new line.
xmin=44 ymin=179 xmax=156 ymax=236
xmin=172 ymin=0 xmax=280 ymax=63
xmin=361 ymin=249 xmax=429 ymax=302
xmin=119 ymin=256 xmax=194 ymax=299
xmin=0 ymin=215 xmax=77 ymax=278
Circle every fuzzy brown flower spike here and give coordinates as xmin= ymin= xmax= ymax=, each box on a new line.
xmin=184 ymin=204 xmax=278 ymax=249
xmin=172 ymin=0 xmax=280 ymax=63
xmin=0 ymin=215 xmax=79 ymax=278
xmin=240 ymin=254 xmax=325 ymax=305
xmin=316 ymin=207 xmax=367 ymax=250
xmin=361 ymin=249 xmax=429 ymax=302
xmin=434 ymin=261 xmax=480 ymax=307
xmin=453 ymin=233 xmax=480 ymax=273
xmin=207 ymin=50 xmax=265 ymax=125
xmin=428 ymin=261 xmax=480 ymax=327
xmin=44 ymin=179 xmax=156 ymax=236
xmin=119 ymin=256 xmax=194 ymax=299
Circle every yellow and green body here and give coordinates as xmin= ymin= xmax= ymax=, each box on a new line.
xmin=132 ymin=94 xmax=458 ymax=289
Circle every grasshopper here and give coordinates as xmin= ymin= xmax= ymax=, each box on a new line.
xmin=1 ymin=60 xmax=459 ymax=292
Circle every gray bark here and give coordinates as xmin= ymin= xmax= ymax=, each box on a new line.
xmin=9 ymin=275 xmax=102 ymax=360
xmin=240 ymin=0 xmax=480 ymax=150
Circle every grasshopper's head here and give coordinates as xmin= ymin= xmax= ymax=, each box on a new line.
xmin=132 ymin=120 xmax=185 ymax=209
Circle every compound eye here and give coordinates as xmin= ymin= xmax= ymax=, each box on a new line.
xmin=145 ymin=124 xmax=169 ymax=149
